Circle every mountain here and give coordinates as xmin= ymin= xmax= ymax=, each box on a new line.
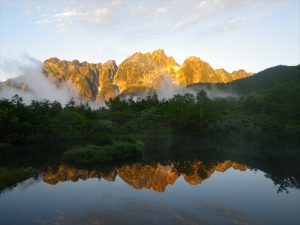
xmin=97 ymin=60 xmax=118 ymax=101
xmin=113 ymin=49 xmax=178 ymax=93
xmin=1 ymin=49 xmax=254 ymax=101
xmin=215 ymin=68 xmax=232 ymax=83
xmin=188 ymin=65 xmax=300 ymax=96
xmin=0 ymin=78 xmax=28 ymax=92
xmin=228 ymin=65 xmax=300 ymax=95
xmin=43 ymin=57 xmax=118 ymax=100
xmin=43 ymin=57 xmax=101 ymax=100
xmin=174 ymin=57 xmax=252 ymax=85
xmin=175 ymin=56 xmax=220 ymax=85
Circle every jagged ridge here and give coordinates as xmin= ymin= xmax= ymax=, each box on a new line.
xmin=1 ymin=49 xmax=253 ymax=101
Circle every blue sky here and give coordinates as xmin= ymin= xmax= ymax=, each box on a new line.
xmin=0 ymin=0 xmax=299 ymax=81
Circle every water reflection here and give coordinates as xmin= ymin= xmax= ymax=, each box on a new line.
xmin=1 ymin=134 xmax=300 ymax=225
xmin=43 ymin=160 xmax=247 ymax=192
xmin=1 ymin=160 xmax=300 ymax=225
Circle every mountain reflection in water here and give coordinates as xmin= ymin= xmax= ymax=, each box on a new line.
xmin=1 ymin=158 xmax=300 ymax=225
xmin=43 ymin=160 xmax=247 ymax=192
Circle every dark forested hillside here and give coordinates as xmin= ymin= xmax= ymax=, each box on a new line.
xmin=1 ymin=65 xmax=299 ymax=146
xmin=0 ymin=64 xmax=300 ymax=192
xmin=188 ymin=65 xmax=300 ymax=96
xmin=229 ymin=65 xmax=300 ymax=95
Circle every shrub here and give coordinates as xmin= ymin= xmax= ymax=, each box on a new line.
xmin=62 ymin=140 xmax=143 ymax=165
xmin=0 ymin=168 xmax=35 ymax=190
xmin=95 ymin=133 xmax=113 ymax=145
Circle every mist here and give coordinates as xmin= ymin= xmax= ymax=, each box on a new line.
xmin=0 ymin=55 xmax=80 ymax=105
xmin=156 ymin=73 xmax=238 ymax=100
xmin=0 ymin=56 xmax=237 ymax=107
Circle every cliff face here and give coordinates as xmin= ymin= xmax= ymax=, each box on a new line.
xmin=231 ymin=69 xmax=253 ymax=80
xmin=113 ymin=51 xmax=252 ymax=91
xmin=2 ymin=49 xmax=253 ymax=101
xmin=113 ymin=49 xmax=179 ymax=93
xmin=0 ymin=78 xmax=29 ymax=91
xmin=43 ymin=57 xmax=118 ymax=100
xmin=97 ymin=60 xmax=119 ymax=101
xmin=176 ymin=57 xmax=221 ymax=85
xmin=215 ymin=68 xmax=232 ymax=83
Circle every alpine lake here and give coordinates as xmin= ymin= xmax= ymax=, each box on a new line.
xmin=1 ymin=134 xmax=299 ymax=225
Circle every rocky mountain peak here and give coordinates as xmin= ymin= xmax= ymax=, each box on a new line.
xmin=176 ymin=56 xmax=220 ymax=85
xmin=43 ymin=57 xmax=117 ymax=100
xmin=113 ymin=49 xmax=179 ymax=93
xmin=1 ymin=49 xmax=253 ymax=101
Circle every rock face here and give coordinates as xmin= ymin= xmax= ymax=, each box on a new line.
xmin=43 ymin=57 xmax=118 ymax=100
xmin=113 ymin=51 xmax=252 ymax=90
xmin=97 ymin=60 xmax=119 ymax=101
xmin=215 ymin=68 xmax=232 ymax=83
xmin=231 ymin=69 xmax=253 ymax=80
xmin=176 ymin=56 xmax=221 ymax=85
xmin=0 ymin=78 xmax=28 ymax=91
xmin=113 ymin=49 xmax=179 ymax=93
xmin=2 ymin=49 xmax=253 ymax=101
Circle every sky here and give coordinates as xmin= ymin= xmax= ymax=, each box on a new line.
xmin=0 ymin=0 xmax=299 ymax=81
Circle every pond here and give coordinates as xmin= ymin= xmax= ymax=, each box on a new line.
xmin=1 ymin=160 xmax=300 ymax=225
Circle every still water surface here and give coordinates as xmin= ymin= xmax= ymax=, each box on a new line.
xmin=1 ymin=161 xmax=300 ymax=225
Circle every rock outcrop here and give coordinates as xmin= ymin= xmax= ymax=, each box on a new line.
xmin=176 ymin=56 xmax=221 ymax=85
xmin=43 ymin=57 xmax=118 ymax=100
xmin=113 ymin=49 xmax=179 ymax=93
xmin=2 ymin=49 xmax=253 ymax=101
xmin=97 ymin=60 xmax=119 ymax=101
xmin=215 ymin=68 xmax=232 ymax=83
xmin=231 ymin=69 xmax=253 ymax=80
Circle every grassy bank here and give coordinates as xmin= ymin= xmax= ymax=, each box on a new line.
xmin=62 ymin=140 xmax=144 ymax=165
xmin=0 ymin=167 xmax=35 ymax=191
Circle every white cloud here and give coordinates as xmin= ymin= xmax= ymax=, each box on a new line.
xmin=26 ymin=0 xmax=277 ymax=36
xmin=54 ymin=11 xmax=78 ymax=18
xmin=174 ymin=0 xmax=251 ymax=29
xmin=155 ymin=7 xmax=167 ymax=15
xmin=134 ymin=5 xmax=147 ymax=13
xmin=0 ymin=55 xmax=79 ymax=104
xmin=221 ymin=16 xmax=249 ymax=32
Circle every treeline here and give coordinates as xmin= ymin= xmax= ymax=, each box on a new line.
xmin=0 ymin=84 xmax=299 ymax=145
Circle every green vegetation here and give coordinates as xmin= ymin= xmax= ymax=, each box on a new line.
xmin=0 ymin=167 xmax=35 ymax=191
xmin=62 ymin=140 xmax=143 ymax=165
xmin=0 ymin=84 xmax=299 ymax=146
xmin=0 ymin=64 xmax=299 ymax=165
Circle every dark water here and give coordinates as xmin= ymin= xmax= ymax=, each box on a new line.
xmin=0 ymin=135 xmax=300 ymax=225
xmin=0 ymin=160 xmax=300 ymax=225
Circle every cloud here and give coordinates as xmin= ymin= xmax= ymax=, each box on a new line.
xmin=29 ymin=0 xmax=253 ymax=32
xmin=54 ymin=11 xmax=78 ymax=18
xmin=155 ymin=7 xmax=167 ymax=15
xmin=134 ymin=5 xmax=147 ymax=13
xmin=20 ymin=0 xmax=280 ymax=40
xmin=0 ymin=55 xmax=79 ymax=105
xmin=174 ymin=0 xmax=251 ymax=29
xmin=223 ymin=16 xmax=248 ymax=31
xmin=32 ymin=1 xmax=117 ymax=31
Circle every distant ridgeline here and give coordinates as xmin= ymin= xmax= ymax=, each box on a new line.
xmin=0 ymin=49 xmax=255 ymax=101
xmin=188 ymin=64 xmax=300 ymax=96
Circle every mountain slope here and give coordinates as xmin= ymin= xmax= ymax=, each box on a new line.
xmin=1 ymin=49 xmax=256 ymax=101
xmin=43 ymin=58 xmax=118 ymax=100
xmin=228 ymin=65 xmax=300 ymax=95
xmin=188 ymin=65 xmax=300 ymax=96
xmin=176 ymin=56 xmax=220 ymax=85
xmin=113 ymin=49 xmax=178 ymax=93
